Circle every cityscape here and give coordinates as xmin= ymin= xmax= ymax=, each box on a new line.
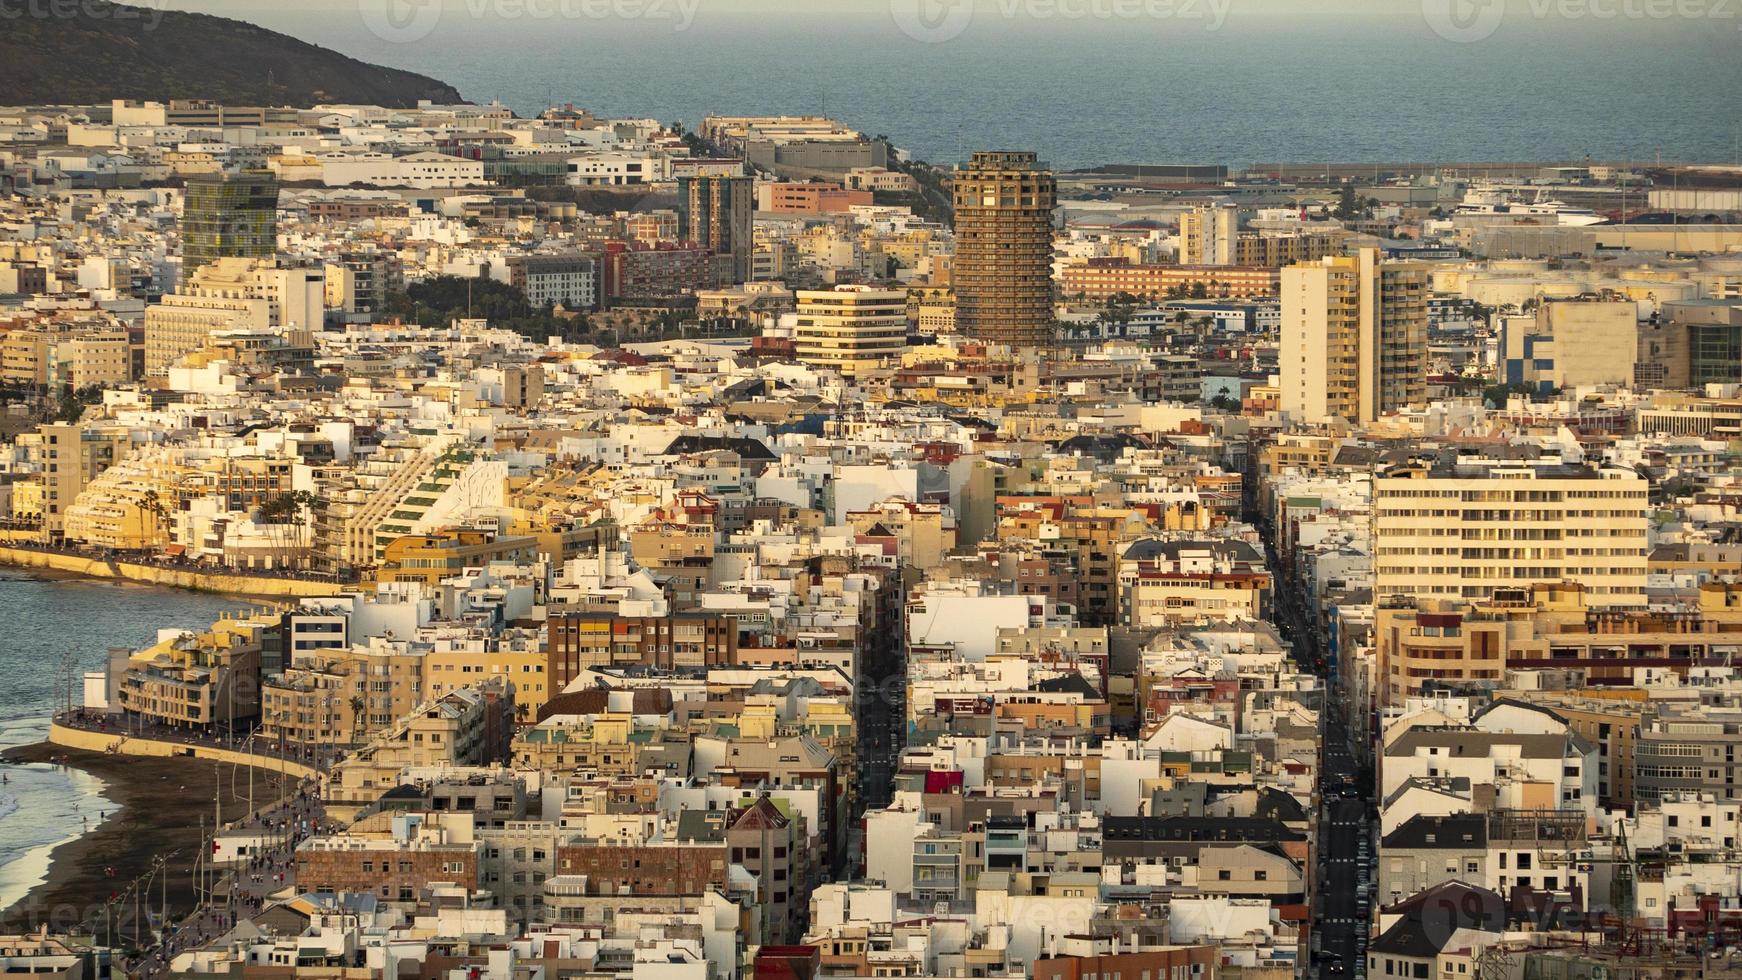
xmin=2 ymin=5 xmax=1742 ymax=980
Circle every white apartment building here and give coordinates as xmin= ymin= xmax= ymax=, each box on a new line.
xmin=1179 ymin=202 xmax=1239 ymax=266
xmin=1373 ymin=456 xmax=1649 ymax=605
xmin=564 ymin=152 xmax=667 ymax=186
xmin=319 ymin=150 xmax=484 ymax=189
xmin=1382 ymin=727 xmax=1599 ymax=809
xmin=144 ymin=258 xmax=322 ymax=374
xmin=506 ymin=255 xmax=596 ymax=310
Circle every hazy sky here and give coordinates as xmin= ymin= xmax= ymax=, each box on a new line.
xmin=157 ymin=0 xmax=1741 ymax=32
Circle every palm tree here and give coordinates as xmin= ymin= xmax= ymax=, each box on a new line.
xmin=139 ymin=489 xmax=168 ymax=551
xmin=348 ymin=694 xmax=367 ymax=744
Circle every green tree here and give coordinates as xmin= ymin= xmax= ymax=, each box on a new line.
xmin=1334 ymin=183 xmax=1361 ymax=220
xmin=1096 ymin=291 xmax=1140 ymax=333
xmin=140 ymin=489 xmax=169 ymax=547
xmin=1483 ymin=381 xmax=1551 ymax=407
xmin=384 ymin=273 xmax=593 ymax=343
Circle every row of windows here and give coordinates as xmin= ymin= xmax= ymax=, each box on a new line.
xmin=1376 ymin=547 xmax=1641 ymax=559
xmin=1376 ymin=565 xmax=1639 ymax=578
xmin=1377 ymin=508 xmax=1644 ymax=521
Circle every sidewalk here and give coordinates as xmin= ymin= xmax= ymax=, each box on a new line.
xmin=56 ymin=711 xmax=344 ymax=772
xmin=124 ymin=781 xmax=329 ymax=980
xmin=2 ymin=538 xmax=354 ymax=584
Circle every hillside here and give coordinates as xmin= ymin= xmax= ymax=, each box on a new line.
xmin=0 ymin=2 xmax=464 ymax=109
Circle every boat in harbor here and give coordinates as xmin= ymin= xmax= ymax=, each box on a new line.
xmin=1453 ymin=187 xmax=1607 ymax=226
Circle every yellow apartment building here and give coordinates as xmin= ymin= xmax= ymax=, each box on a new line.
xmin=1373 ymin=458 xmax=1648 ymax=605
xmin=792 ymin=286 xmax=908 ymax=378
xmin=1281 ymin=248 xmax=1427 ymax=424
xmin=379 ymin=529 xmax=539 ymax=588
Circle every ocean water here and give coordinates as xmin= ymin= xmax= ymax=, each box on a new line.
xmin=173 ymin=0 xmax=1742 ymax=169
xmin=0 ymin=572 xmax=240 ymax=911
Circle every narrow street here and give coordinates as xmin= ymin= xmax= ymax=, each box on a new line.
xmin=852 ymin=596 xmax=905 ymax=876
xmin=864 ymin=638 xmax=904 ymax=809
xmin=1317 ymin=717 xmax=1370 ymax=980
xmin=1260 ymin=517 xmax=1374 ymax=980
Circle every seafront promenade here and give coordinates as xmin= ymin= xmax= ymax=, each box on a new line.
xmin=47 ymin=712 xmax=338 ymax=781
xmin=3 ymin=714 xmax=340 ymax=961
xmin=0 ymin=540 xmax=352 ymax=598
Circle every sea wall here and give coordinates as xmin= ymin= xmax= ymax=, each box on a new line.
xmin=47 ymin=723 xmax=322 ymax=782
xmin=0 ymin=546 xmax=339 ymax=598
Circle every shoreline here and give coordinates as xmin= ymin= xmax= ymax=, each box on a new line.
xmin=0 ymin=563 xmax=273 ymax=598
xmin=0 ymin=742 xmax=294 ymax=934
xmin=0 ymin=546 xmax=345 ymax=600
xmin=0 ymin=762 xmax=114 ymax=916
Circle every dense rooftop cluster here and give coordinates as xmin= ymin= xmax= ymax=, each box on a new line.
xmin=4 ymin=97 xmax=1742 ymax=980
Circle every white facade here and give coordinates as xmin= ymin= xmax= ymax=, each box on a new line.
xmin=321 ymin=151 xmax=484 ymax=189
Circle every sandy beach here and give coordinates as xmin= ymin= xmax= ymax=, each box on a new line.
xmin=0 ymin=742 xmax=294 ymax=935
